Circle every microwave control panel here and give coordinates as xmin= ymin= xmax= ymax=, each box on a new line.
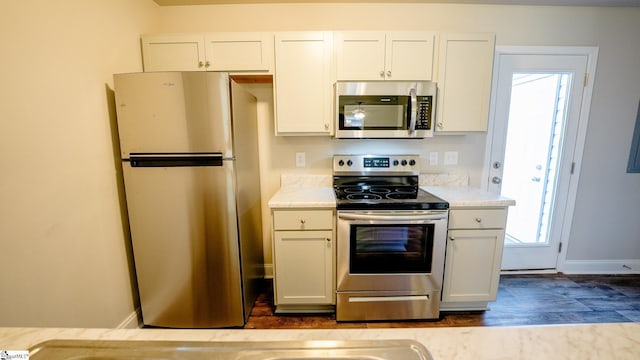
xmin=416 ymin=96 xmax=433 ymax=130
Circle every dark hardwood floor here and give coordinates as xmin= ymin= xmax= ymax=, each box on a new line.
xmin=244 ymin=274 xmax=640 ymax=329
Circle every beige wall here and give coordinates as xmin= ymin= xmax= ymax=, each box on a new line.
xmin=0 ymin=0 xmax=158 ymax=327
xmin=1 ymin=1 xmax=639 ymax=328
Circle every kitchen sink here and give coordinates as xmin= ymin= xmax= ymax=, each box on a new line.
xmin=28 ymin=339 xmax=433 ymax=360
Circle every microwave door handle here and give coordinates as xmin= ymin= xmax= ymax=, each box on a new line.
xmin=409 ymin=87 xmax=418 ymax=134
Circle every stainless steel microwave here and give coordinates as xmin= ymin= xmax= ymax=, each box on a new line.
xmin=335 ymin=81 xmax=436 ymax=139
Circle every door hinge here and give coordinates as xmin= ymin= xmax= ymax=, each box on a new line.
xmin=558 ymin=242 xmax=563 ymax=253
xmin=570 ymin=162 xmax=576 ymax=174
xmin=584 ymin=72 xmax=589 ymax=87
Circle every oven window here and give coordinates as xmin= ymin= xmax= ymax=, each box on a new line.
xmin=349 ymin=224 xmax=434 ymax=273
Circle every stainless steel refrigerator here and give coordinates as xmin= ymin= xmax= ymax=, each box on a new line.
xmin=113 ymin=72 xmax=264 ymax=328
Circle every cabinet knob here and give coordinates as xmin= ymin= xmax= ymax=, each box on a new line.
xmin=379 ymin=71 xmax=385 ymax=78
xmin=300 ymin=219 xmax=306 ymax=224
xmin=437 ymin=122 xmax=443 ymax=129
xmin=449 ymin=236 xmax=456 ymax=241
xmin=198 ymin=61 xmax=204 ymax=68
xmin=386 ymin=70 xmax=392 ymax=77
xmin=326 ymin=238 xmax=331 ymax=242
xmin=324 ymin=123 xmax=329 ymax=130
xmin=205 ymin=61 xmax=210 ymax=68
xmin=475 ymin=218 xmax=482 ymax=223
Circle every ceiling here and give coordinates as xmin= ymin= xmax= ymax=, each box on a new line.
xmin=154 ymin=0 xmax=640 ymax=6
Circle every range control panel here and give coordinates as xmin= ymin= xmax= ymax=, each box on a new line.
xmin=333 ymin=155 xmax=420 ymax=174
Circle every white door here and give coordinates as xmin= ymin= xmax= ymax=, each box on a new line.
xmin=487 ymin=47 xmax=597 ymax=271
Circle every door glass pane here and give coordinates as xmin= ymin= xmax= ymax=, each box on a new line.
xmin=502 ymin=73 xmax=571 ymax=246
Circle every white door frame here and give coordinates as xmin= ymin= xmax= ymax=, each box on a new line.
xmin=483 ymin=46 xmax=598 ymax=272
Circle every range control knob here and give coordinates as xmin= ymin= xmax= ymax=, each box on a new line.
xmin=393 ymin=160 xmax=399 ymax=166
xmin=347 ymin=160 xmax=353 ymax=166
xmin=338 ymin=160 xmax=344 ymax=166
xmin=401 ymin=160 xmax=408 ymax=166
xmin=409 ymin=159 xmax=416 ymax=166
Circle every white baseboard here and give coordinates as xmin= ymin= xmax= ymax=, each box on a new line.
xmin=561 ymin=260 xmax=640 ymax=274
xmin=117 ymin=308 xmax=141 ymax=329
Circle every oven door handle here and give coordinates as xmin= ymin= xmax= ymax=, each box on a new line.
xmin=338 ymin=213 xmax=447 ymax=221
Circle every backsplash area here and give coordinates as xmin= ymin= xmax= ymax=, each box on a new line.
xmin=279 ymin=173 xmax=469 ymax=188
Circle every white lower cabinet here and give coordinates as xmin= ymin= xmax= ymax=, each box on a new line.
xmin=441 ymin=208 xmax=507 ymax=311
xmin=272 ymin=209 xmax=335 ymax=313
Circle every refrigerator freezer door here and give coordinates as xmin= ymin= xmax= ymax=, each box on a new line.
xmin=114 ymin=72 xmax=232 ymax=158
xmin=122 ymin=158 xmax=244 ymax=328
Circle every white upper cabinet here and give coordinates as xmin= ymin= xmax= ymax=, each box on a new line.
xmin=273 ymin=31 xmax=334 ymax=135
xmin=335 ymin=31 xmax=436 ymax=81
xmin=435 ymin=33 xmax=495 ymax=132
xmin=141 ymin=33 xmax=273 ymax=73
xmin=204 ymin=32 xmax=273 ymax=72
xmin=141 ymin=34 xmax=205 ymax=72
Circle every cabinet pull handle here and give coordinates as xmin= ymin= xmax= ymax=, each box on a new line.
xmin=475 ymin=218 xmax=482 ymax=223
xmin=326 ymin=238 xmax=331 ymax=242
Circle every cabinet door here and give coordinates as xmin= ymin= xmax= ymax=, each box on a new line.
xmin=141 ymin=34 xmax=205 ymax=72
xmin=442 ymin=229 xmax=505 ymax=302
xmin=385 ymin=31 xmax=435 ymax=81
xmin=274 ymin=32 xmax=333 ymax=135
xmin=436 ymin=33 xmax=495 ymax=132
xmin=204 ymin=32 xmax=273 ymax=72
xmin=335 ymin=31 xmax=386 ymax=80
xmin=273 ymin=230 xmax=334 ymax=305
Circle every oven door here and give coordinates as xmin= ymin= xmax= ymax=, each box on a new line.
xmin=336 ymin=210 xmax=447 ymax=293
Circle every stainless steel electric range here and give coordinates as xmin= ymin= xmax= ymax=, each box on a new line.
xmin=333 ymin=154 xmax=449 ymax=321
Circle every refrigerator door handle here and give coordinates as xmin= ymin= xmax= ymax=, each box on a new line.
xmin=129 ymin=153 xmax=224 ymax=167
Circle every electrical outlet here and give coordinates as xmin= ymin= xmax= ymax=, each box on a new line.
xmin=295 ymin=152 xmax=306 ymax=167
xmin=444 ymin=151 xmax=458 ymax=165
xmin=429 ymin=152 xmax=438 ymax=165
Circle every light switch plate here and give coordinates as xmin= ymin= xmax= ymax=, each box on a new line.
xmin=429 ymin=152 xmax=438 ymax=165
xmin=444 ymin=151 xmax=458 ymax=165
xmin=295 ymin=152 xmax=306 ymax=167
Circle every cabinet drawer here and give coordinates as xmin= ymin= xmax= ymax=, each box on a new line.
xmin=273 ymin=210 xmax=333 ymax=230
xmin=448 ymin=209 xmax=507 ymax=229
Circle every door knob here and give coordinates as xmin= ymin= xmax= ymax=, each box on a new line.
xmin=491 ymin=176 xmax=502 ymax=184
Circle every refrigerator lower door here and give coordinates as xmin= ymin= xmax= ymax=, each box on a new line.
xmin=123 ymin=155 xmax=244 ymax=328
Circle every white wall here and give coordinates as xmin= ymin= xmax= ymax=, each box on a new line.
xmin=0 ymin=0 xmax=158 ymax=327
xmin=153 ymin=4 xmax=640 ymax=271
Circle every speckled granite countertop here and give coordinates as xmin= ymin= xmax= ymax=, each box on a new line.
xmin=2 ymin=323 xmax=638 ymax=359
xmin=423 ymin=186 xmax=516 ymax=208
xmin=267 ymin=186 xmax=336 ymax=208
xmin=267 ymin=186 xmax=514 ymax=209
